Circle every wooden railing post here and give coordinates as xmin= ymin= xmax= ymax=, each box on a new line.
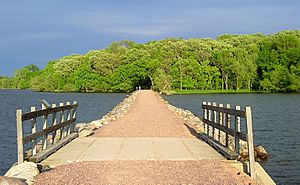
xmin=219 ymin=104 xmax=223 ymax=143
xmin=71 ymin=101 xmax=78 ymax=133
xmin=203 ymin=102 xmax=207 ymax=133
xmin=66 ymin=102 xmax=71 ymax=135
xmin=59 ymin=102 xmax=65 ymax=139
xmin=207 ymin=102 xmax=211 ymax=136
xmin=16 ymin=109 xmax=24 ymax=164
xmin=212 ymin=102 xmax=217 ymax=139
xmin=31 ymin=106 xmax=37 ymax=156
xmin=51 ymin=104 xmax=57 ymax=144
xmin=42 ymin=104 xmax=48 ymax=150
xmin=235 ymin=105 xmax=241 ymax=154
xmin=246 ymin=106 xmax=256 ymax=179
xmin=225 ymin=104 xmax=231 ymax=147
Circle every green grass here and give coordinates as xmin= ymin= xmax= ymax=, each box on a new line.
xmin=169 ymin=89 xmax=268 ymax=95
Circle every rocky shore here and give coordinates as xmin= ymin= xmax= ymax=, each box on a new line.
xmin=166 ymin=100 xmax=205 ymax=132
xmin=4 ymin=162 xmax=50 ymax=185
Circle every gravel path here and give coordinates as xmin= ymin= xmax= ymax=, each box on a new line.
xmin=34 ymin=90 xmax=257 ymax=185
xmin=34 ymin=160 xmax=256 ymax=185
xmin=94 ymin=90 xmax=193 ymax=138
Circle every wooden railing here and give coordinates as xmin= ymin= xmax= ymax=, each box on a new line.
xmin=16 ymin=101 xmax=78 ymax=163
xmin=201 ymin=102 xmax=256 ymax=179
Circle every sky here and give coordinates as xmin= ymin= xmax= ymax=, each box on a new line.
xmin=0 ymin=0 xmax=299 ymax=77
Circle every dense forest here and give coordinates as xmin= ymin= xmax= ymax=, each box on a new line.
xmin=1 ymin=30 xmax=300 ymax=93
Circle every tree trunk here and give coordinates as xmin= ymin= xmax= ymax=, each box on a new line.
xmin=225 ymin=74 xmax=228 ymax=91
xmin=149 ymin=75 xmax=154 ymax=90
xmin=221 ymin=78 xmax=224 ymax=90
xmin=180 ymin=67 xmax=183 ymax=90
xmin=248 ymin=79 xmax=251 ymax=90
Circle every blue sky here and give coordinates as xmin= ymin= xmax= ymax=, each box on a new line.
xmin=0 ymin=0 xmax=299 ymax=77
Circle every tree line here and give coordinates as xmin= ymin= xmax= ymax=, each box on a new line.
xmin=1 ymin=30 xmax=300 ymax=93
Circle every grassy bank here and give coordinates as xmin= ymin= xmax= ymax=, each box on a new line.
xmin=168 ymin=89 xmax=268 ymax=95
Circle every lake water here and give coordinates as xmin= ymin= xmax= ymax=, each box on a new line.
xmin=0 ymin=90 xmax=127 ymax=175
xmin=163 ymin=93 xmax=300 ymax=185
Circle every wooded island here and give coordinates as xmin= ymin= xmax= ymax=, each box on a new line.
xmin=1 ymin=30 xmax=300 ymax=93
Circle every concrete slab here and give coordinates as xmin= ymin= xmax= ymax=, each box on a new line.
xmin=182 ymin=138 xmax=223 ymax=159
xmin=78 ymin=138 xmax=123 ymax=160
xmin=118 ymin=138 xmax=155 ymax=160
xmin=42 ymin=137 xmax=225 ymax=167
xmin=44 ymin=137 xmax=96 ymax=162
xmin=154 ymin=138 xmax=194 ymax=160
xmin=42 ymin=137 xmax=97 ymax=166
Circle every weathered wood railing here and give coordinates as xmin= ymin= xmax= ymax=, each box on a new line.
xmin=16 ymin=101 xmax=78 ymax=163
xmin=201 ymin=102 xmax=256 ymax=179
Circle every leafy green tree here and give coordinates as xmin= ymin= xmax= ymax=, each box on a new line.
xmin=14 ymin=64 xmax=40 ymax=89
xmin=152 ymin=68 xmax=173 ymax=91
xmin=72 ymin=62 xmax=106 ymax=92
xmin=212 ymin=45 xmax=234 ymax=90
xmin=260 ymin=65 xmax=291 ymax=92
xmin=0 ymin=77 xmax=15 ymax=89
xmin=86 ymin=50 xmax=121 ymax=75
xmin=53 ymin=54 xmax=84 ymax=78
xmin=31 ymin=62 xmax=64 ymax=91
xmin=288 ymin=64 xmax=300 ymax=92
xmin=7 ymin=30 xmax=300 ymax=93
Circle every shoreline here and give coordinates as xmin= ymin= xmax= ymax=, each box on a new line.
xmin=163 ymin=89 xmax=270 ymax=95
xmin=0 ymin=88 xmax=129 ymax=94
xmin=2 ymin=88 xmax=300 ymax=94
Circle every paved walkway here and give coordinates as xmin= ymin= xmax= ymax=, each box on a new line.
xmin=36 ymin=90 xmax=256 ymax=185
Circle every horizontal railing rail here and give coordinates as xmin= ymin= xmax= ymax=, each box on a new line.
xmin=22 ymin=105 xmax=76 ymax=121
xmin=201 ymin=101 xmax=256 ymax=179
xmin=202 ymin=104 xmax=245 ymax=117
xmin=23 ymin=118 xmax=76 ymax=144
xmin=202 ymin=119 xmax=247 ymax=141
xmin=16 ymin=101 xmax=78 ymax=163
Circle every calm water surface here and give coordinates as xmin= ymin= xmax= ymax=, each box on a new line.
xmin=163 ymin=93 xmax=300 ymax=185
xmin=0 ymin=90 xmax=127 ymax=175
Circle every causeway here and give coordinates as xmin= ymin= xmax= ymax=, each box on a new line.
xmin=35 ymin=90 xmax=256 ymax=185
